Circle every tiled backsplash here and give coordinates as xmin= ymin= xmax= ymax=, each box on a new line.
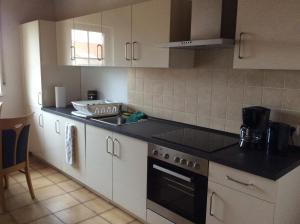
xmin=128 ymin=49 xmax=300 ymax=143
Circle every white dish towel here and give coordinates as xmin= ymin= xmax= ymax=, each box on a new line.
xmin=65 ymin=123 xmax=76 ymax=165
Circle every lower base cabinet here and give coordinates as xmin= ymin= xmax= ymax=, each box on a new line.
xmin=85 ymin=125 xmax=147 ymax=221
xmin=206 ymin=181 xmax=274 ymax=224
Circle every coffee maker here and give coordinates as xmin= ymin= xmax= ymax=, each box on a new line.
xmin=240 ymin=106 xmax=271 ymax=150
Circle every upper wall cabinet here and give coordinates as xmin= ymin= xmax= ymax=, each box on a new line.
xmin=233 ymin=0 xmax=300 ymax=70
xmin=132 ymin=0 xmax=194 ymax=68
xmin=56 ymin=0 xmax=194 ymax=68
xmin=56 ymin=19 xmax=74 ymax=66
xmin=102 ymin=6 xmax=132 ymax=67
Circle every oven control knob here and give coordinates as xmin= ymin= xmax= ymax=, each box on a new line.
xmin=194 ymin=163 xmax=201 ymax=170
xmin=174 ymin=157 xmax=180 ymax=163
xmin=180 ymin=158 xmax=187 ymax=165
xmin=163 ymin=153 xmax=169 ymax=159
xmin=152 ymin=150 xmax=158 ymax=156
xmin=187 ymin=161 xmax=194 ymax=168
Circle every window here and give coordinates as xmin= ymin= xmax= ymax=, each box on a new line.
xmin=72 ymin=29 xmax=104 ymax=63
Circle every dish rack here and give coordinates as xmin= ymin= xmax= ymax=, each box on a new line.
xmin=71 ymin=100 xmax=122 ymax=118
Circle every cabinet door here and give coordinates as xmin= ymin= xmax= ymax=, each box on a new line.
xmin=112 ymin=133 xmax=147 ymax=220
xmin=132 ymin=0 xmax=171 ymax=68
xmin=43 ymin=112 xmax=65 ymax=170
xmin=206 ymin=181 xmax=274 ymax=224
xmin=86 ymin=125 xmax=113 ymax=199
xmin=73 ymin=13 xmax=103 ymax=66
xmin=62 ymin=118 xmax=86 ymax=182
xmin=102 ymin=6 xmax=132 ymax=67
xmin=233 ymin=0 xmax=300 ymax=70
xmin=56 ymin=19 xmax=75 ymax=66
xmin=27 ymin=106 xmax=44 ymax=159
xmin=21 ymin=21 xmax=42 ymax=107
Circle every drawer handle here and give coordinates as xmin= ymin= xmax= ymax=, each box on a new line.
xmin=209 ymin=192 xmax=216 ymax=216
xmin=226 ymin=175 xmax=254 ymax=187
xmin=238 ymin=32 xmax=246 ymax=59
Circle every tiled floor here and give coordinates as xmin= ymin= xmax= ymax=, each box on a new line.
xmin=0 ymin=157 xmax=143 ymax=224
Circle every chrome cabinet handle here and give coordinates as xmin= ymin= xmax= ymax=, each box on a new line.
xmin=238 ymin=32 xmax=245 ymax=59
xmin=113 ymin=138 xmax=121 ymax=158
xmin=55 ymin=120 xmax=60 ymax=134
xmin=37 ymin=92 xmax=42 ymax=105
xmin=38 ymin=114 xmax=43 ymax=128
xmin=70 ymin=46 xmax=76 ymax=60
xmin=125 ymin=42 xmax=131 ymax=61
xmin=97 ymin=44 xmax=104 ymax=61
xmin=132 ymin=41 xmax=138 ymax=61
xmin=106 ymin=136 xmax=113 ymax=155
xmin=209 ymin=192 xmax=216 ymax=216
xmin=226 ymin=175 xmax=254 ymax=187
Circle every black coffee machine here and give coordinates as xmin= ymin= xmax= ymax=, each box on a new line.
xmin=240 ymin=106 xmax=271 ymax=150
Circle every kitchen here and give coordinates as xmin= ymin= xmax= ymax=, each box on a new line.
xmin=1 ymin=0 xmax=300 ymax=224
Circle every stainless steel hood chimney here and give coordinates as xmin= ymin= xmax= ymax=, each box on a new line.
xmin=161 ymin=0 xmax=237 ymax=49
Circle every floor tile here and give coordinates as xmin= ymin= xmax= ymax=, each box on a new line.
xmin=84 ymin=198 xmax=114 ymax=214
xmin=79 ymin=216 xmax=110 ymax=224
xmin=29 ymin=215 xmax=64 ymax=224
xmin=5 ymin=192 xmax=35 ymax=211
xmin=30 ymin=161 xmax=49 ymax=170
xmin=0 ymin=213 xmax=16 ymax=224
xmin=35 ymin=185 xmax=65 ymax=201
xmin=57 ymin=180 xmax=82 ymax=193
xmin=12 ymin=171 xmax=42 ymax=183
xmin=47 ymin=173 xmax=69 ymax=184
xmin=55 ymin=204 xmax=96 ymax=224
xmin=69 ymin=188 xmax=97 ymax=203
xmin=10 ymin=203 xmax=50 ymax=224
xmin=21 ymin=177 xmax=54 ymax=190
xmin=100 ymin=208 xmax=135 ymax=224
xmin=38 ymin=167 xmax=58 ymax=176
xmin=130 ymin=220 xmax=143 ymax=224
xmin=7 ymin=176 xmax=18 ymax=185
xmin=41 ymin=194 xmax=80 ymax=213
xmin=4 ymin=183 xmax=28 ymax=198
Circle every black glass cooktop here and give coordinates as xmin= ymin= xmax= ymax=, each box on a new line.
xmin=153 ymin=128 xmax=238 ymax=153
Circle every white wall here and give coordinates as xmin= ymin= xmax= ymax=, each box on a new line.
xmin=0 ymin=0 xmax=55 ymax=116
xmin=81 ymin=67 xmax=128 ymax=103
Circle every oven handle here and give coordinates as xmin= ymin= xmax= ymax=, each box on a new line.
xmin=153 ymin=164 xmax=192 ymax=183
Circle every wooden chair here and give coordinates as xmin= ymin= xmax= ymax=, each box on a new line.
xmin=0 ymin=114 xmax=35 ymax=212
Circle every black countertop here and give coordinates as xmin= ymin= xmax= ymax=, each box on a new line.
xmin=42 ymin=106 xmax=300 ymax=181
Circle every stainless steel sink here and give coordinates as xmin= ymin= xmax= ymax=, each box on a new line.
xmin=91 ymin=116 xmax=128 ymax=126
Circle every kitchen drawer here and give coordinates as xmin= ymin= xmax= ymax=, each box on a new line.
xmin=147 ymin=209 xmax=174 ymax=224
xmin=209 ymin=162 xmax=278 ymax=203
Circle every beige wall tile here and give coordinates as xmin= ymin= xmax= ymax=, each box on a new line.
xmin=227 ymin=87 xmax=244 ymax=104
xmin=285 ymin=70 xmax=300 ymax=89
xmin=135 ymin=79 xmax=144 ymax=92
xmin=212 ymin=70 xmax=228 ymax=86
xmin=228 ymin=70 xmax=246 ymax=87
xmin=152 ymin=80 xmax=164 ymax=94
xmin=212 ymin=86 xmax=228 ymax=103
xmin=263 ymin=70 xmax=285 ymax=88
xmin=210 ymin=119 xmax=226 ymax=131
xmin=244 ymin=87 xmax=262 ymax=105
xmin=197 ymin=70 xmax=212 ymax=87
xmin=174 ymin=80 xmax=186 ymax=97
xmin=162 ymin=95 xmax=174 ymax=110
xmin=173 ymin=97 xmax=186 ymax=112
xmin=283 ymin=89 xmax=300 ymax=111
xmin=227 ymin=103 xmax=243 ymax=121
xmin=143 ymin=94 xmax=153 ymax=107
xmin=211 ymin=101 xmax=227 ymax=119
xmin=245 ymin=70 xmax=264 ymax=87
xmin=262 ymin=88 xmax=284 ymax=109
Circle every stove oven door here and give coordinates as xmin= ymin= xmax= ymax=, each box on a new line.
xmin=147 ymin=157 xmax=207 ymax=224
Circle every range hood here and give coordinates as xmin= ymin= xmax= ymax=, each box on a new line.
xmin=161 ymin=0 xmax=237 ymax=49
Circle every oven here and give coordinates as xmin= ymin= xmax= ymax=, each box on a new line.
xmin=147 ymin=144 xmax=208 ymax=224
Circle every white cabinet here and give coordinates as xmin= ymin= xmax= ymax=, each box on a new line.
xmin=86 ymin=125 xmax=113 ymax=199
xmin=102 ymin=6 xmax=132 ymax=67
xmin=26 ymin=106 xmax=45 ymax=159
xmin=62 ymin=118 xmax=86 ymax=182
xmin=43 ymin=112 xmax=65 ymax=170
xmin=21 ymin=21 xmax=46 ymax=108
xmin=112 ymin=133 xmax=148 ymax=220
xmin=73 ymin=13 xmax=103 ymax=66
xmin=56 ymin=19 xmax=74 ymax=66
xmin=233 ymin=0 xmax=300 ymax=70
xmin=131 ymin=0 xmax=193 ymax=68
xmin=85 ymin=125 xmax=147 ymax=220
xmin=206 ymin=181 xmax=274 ymax=224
